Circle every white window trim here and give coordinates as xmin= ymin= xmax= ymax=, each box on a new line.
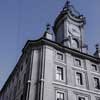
xmin=74 ymin=57 xmax=82 ymax=67
xmin=55 ymin=65 xmax=65 ymax=82
xmin=56 ymin=51 xmax=65 ymax=62
xmin=93 ymin=76 xmax=100 ymax=90
xmin=91 ymin=63 xmax=99 ymax=73
xmin=75 ymin=70 xmax=86 ymax=87
xmin=75 ymin=72 xmax=83 ymax=86
xmin=56 ymin=90 xmax=65 ymax=100
xmin=76 ymin=95 xmax=89 ymax=100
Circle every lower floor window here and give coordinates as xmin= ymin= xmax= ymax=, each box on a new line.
xmin=94 ymin=77 xmax=100 ymax=89
xmin=77 ymin=95 xmax=88 ymax=100
xmin=78 ymin=96 xmax=85 ymax=100
xmin=76 ymin=72 xmax=83 ymax=85
xmin=56 ymin=66 xmax=64 ymax=81
xmin=97 ymin=97 xmax=100 ymax=100
xmin=56 ymin=91 xmax=64 ymax=100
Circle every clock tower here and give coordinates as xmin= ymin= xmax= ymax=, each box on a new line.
xmin=53 ymin=1 xmax=86 ymax=51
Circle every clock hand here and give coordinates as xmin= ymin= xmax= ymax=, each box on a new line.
xmin=68 ymin=29 xmax=74 ymax=36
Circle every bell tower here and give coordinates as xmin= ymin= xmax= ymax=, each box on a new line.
xmin=53 ymin=1 xmax=86 ymax=51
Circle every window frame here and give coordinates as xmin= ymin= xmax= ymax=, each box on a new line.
xmin=94 ymin=77 xmax=100 ymax=90
xmin=56 ymin=51 xmax=64 ymax=62
xmin=76 ymin=72 xmax=83 ymax=85
xmin=56 ymin=66 xmax=64 ymax=81
xmin=78 ymin=96 xmax=85 ymax=100
xmin=92 ymin=64 xmax=99 ymax=72
xmin=74 ymin=58 xmax=81 ymax=67
xmin=77 ymin=95 xmax=88 ymax=100
xmin=96 ymin=97 xmax=100 ymax=100
xmin=20 ymin=94 xmax=23 ymax=100
xmin=56 ymin=90 xmax=65 ymax=100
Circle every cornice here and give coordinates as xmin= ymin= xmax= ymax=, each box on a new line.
xmin=0 ymin=38 xmax=100 ymax=96
xmin=23 ymin=38 xmax=100 ymax=63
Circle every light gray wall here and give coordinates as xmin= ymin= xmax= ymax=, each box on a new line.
xmin=0 ymin=50 xmax=32 ymax=100
xmin=28 ymin=49 xmax=40 ymax=100
xmin=1 ymin=44 xmax=100 ymax=100
xmin=41 ymin=45 xmax=100 ymax=100
xmin=56 ymin=23 xmax=64 ymax=43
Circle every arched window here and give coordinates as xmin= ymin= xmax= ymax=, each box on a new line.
xmin=72 ymin=39 xmax=79 ymax=49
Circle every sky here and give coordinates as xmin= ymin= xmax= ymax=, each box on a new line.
xmin=0 ymin=0 xmax=100 ymax=89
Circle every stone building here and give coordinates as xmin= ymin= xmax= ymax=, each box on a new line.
xmin=0 ymin=1 xmax=100 ymax=100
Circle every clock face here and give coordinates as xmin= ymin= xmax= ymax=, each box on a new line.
xmin=68 ymin=23 xmax=81 ymax=37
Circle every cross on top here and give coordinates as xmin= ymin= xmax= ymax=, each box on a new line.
xmin=65 ymin=0 xmax=70 ymax=7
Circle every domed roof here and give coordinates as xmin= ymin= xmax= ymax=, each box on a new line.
xmin=53 ymin=1 xmax=86 ymax=29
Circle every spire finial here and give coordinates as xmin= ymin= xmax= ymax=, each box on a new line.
xmin=63 ymin=0 xmax=70 ymax=10
xmin=44 ymin=23 xmax=53 ymax=40
xmin=94 ymin=43 xmax=100 ymax=58
xmin=95 ymin=44 xmax=100 ymax=51
xmin=46 ymin=24 xmax=51 ymax=32
xmin=64 ymin=0 xmax=70 ymax=8
xmin=66 ymin=0 xmax=70 ymax=5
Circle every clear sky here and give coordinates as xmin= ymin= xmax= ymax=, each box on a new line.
xmin=0 ymin=0 xmax=100 ymax=89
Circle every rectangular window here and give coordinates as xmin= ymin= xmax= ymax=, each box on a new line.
xmin=56 ymin=92 xmax=64 ymax=100
xmin=78 ymin=96 xmax=85 ymax=100
xmin=96 ymin=97 xmax=100 ymax=100
xmin=57 ymin=52 xmax=63 ymax=60
xmin=20 ymin=94 xmax=23 ymax=100
xmin=56 ymin=66 xmax=63 ymax=81
xmin=75 ymin=59 xmax=81 ymax=67
xmin=76 ymin=72 xmax=83 ymax=85
xmin=94 ymin=77 xmax=100 ymax=89
xmin=92 ymin=64 xmax=98 ymax=71
xmin=77 ymin=95 xmax=89 ymax=100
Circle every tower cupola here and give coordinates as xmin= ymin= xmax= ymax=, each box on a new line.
xmin=53 ymin=1 xmax=86 ymax=51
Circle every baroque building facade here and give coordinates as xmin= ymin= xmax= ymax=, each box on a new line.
xmin=0 ymin=1 xmax=100 ymax=100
